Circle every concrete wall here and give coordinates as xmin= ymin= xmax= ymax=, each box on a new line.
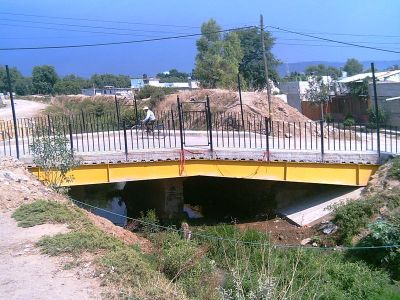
xmin=279 ymin=81 xmax=310 ymax=112
xmin=368 ymin=82 xmax=400 ymax=126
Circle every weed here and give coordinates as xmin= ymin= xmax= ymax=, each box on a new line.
xmin=12 ymin=200 xmax=82 ymax=228
xmin=139 ymin=209 xmax=161 ymax=235
xmin=37 ymin=227 xmax=125 ymax=256
xmin=389 ymin=157 xmax=400 ymax=180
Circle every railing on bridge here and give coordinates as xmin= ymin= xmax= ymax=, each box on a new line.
xmin=0 ymin=106 xmax=399 ymax=158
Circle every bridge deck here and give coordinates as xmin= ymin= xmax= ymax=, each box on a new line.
xmin=27 ymin=148 xmax=380 ymax=187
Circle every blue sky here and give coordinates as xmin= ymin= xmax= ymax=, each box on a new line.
xmin=1 ymin=0 xmax=399 ymax=77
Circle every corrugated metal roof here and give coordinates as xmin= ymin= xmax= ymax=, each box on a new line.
xmin=337 ymin=70 xmax=400 ymax=83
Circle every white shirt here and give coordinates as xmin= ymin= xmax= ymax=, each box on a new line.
xmin=144 ymin=110 xmax=156 ymax=122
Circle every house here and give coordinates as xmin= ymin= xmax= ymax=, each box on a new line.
xmin=81 ymin=86 xmax=133 ymax=97
xmin=368 ymin=81 xmax=400 ymax=127
xmin=278 ymin=76 xmax=334 ymax=112
xmin=130 ymin=76 xmax=200 ymax=90
xmin=337 ymin=70 xmax=400 ymax=94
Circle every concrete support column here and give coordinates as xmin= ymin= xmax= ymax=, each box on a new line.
xmin=163 ymin=178 xmax=184 ymax=219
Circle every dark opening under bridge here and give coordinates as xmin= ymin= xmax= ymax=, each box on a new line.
xmin=1 ymin=97 xmax=399 ymax=186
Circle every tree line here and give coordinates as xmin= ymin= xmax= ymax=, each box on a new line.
xmin=0 ymin=65 xmax=131 ymax=96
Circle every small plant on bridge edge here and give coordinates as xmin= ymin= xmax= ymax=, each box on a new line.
xmin=30 ymin=129 xmax=80 ymax=189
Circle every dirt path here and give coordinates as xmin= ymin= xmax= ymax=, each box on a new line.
xmin=0 ymin=212 xmax=102 ymax=300
xmin=0 ymin=99 xmax=47 ymax=120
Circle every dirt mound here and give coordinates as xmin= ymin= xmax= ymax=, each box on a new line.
xmin=85 ymin=212 xmax=152 ymax=253
xmin=0 ymin=157 xmax=151 ymax=252
xmin=157 ymin=89 xmax=311 ymax=122
xmin=0 ymin=157 xmax=65 ymax=210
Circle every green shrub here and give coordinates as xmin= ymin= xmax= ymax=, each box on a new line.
xmin=333 ymin=200 xmax=374 ymax=244
xmin=139 ymin=209 xmax=161 ymax=235
xmin=324 ymin=113 xmax=334 ymax=123
xmin=389 ymin=157 xmax=400 ymax=180
xmin=354 ymin=215 xmax=400 ymax=279
xmin=368 ymin=107 xmax=387 ymax=127
xmin=343 ymin=114 xmax=356 ymax=126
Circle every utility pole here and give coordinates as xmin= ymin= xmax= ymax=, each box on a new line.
xmin=260 ymin=14 xmax=272 ymax=119
xmin=371 ymin=62 xmax=381 ymax=158
xmin=5 ymin=65 xmax=20 ymax=159
xmin=237 ymin=73 xmax=245 ymax=131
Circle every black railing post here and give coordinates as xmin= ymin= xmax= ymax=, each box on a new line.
xmin=81 ymin=109 xmax=86 ymax=133
xmin=133 ymin=95 xmax=138 ymax=125
xmin=123 ymin=120 xmax=128 ymax=161
xmin=265 ymin=117 xmax=270 ymax=161
xmin=47 ymin=114 xmax=52 ymax=136
xmin=206 ymin=95 xmax=213 ymax=152
xmin=177 ymin=96 xmax=184 ymax=151
xmin=68 ymin=122 xmax=74 ymax=155
xmin=115 ymin=95 xmax=121 ymax=128
xmin=320 ymin=120 xmax=324 ymax=161
xmin=5 ymin=65 xmax=19 ymax=159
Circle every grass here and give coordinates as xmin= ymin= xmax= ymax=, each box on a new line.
xmin=12 ymin=200 xmax=83 ymax=228
xmin=12 ymin=200 xmax=187 ymax=299
xmin=12 ymin=200 xmax=400 ymax=299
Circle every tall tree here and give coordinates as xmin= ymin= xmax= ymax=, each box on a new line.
xmin=236 ymin=27 xmax=280 ymax=90
xmin=343 ymin=58 xmax=363 ymax=76
xmin=194 ymin=19 xmax=225 ymax=88
xmin=0 ymin=66 xmax=23 ymax=94
xmin=305 ymin=64 xmax=341 ymax=79
xmin=90 ymin=74 xmax=130 ymax=88
xmin=194 ymin=19 xmax=244 ymax=89
xmin=32 ymin=65 xmax=59 ymax=94
xmin=220 ymin=32 xmax=243 ymax=88
xmin=156 ymin=69 xmax=190 ymax=83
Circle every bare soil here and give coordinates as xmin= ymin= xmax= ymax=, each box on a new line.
xmin=158 ymin=89 xmax=311 ymax=122
xmin=0 ymin=211 xmax=102 ymax=300
xmin=0 ymin=99 xmax=48 ymax=121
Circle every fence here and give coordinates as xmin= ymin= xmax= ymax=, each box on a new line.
xmin=0 ymin=107 xmax=399 ymax=158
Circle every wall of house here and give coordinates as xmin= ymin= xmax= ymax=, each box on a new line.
xmin=301 ymin=96 xmax=369 ymax=122
xmin=369 ymin=82 xmax=400 ymax=127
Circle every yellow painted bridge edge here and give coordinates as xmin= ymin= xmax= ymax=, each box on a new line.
xmin=28 ymin=160 xmax=379 ymax=187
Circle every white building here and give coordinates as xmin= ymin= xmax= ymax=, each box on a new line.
xmin=130 ymin=77 xmax=199 ymax=90
xmin=81 ymin=86 xmax=133 ymax=97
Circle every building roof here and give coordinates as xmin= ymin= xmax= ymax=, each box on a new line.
xmin=337 ymin=70 xmax=400 ymax=83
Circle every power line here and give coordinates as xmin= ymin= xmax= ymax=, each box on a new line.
xmin=268 ymin=26 xmax=400 ymax=54
xmin=0 ymin=25 xmax=255 ymax=51
xmin=0 ymin=11 xmax=200 ymax=29
xmin=275 ymin=38 xmax=400 ymax=45
xmin=70 ymin=197 xmax=400 ymax=251
xmin=0 ymin=23 xmax=183 ymax=38
xmin=1 ymin=18 xmax=194 ymax=35
xmin=269 ymin=29 xmax=400 ymax=39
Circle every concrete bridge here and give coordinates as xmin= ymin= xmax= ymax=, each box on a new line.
xmin=1 ymin=106 xmax=398 ymax=187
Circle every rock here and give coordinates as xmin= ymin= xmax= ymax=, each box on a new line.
xmin=301 ymin=238 xmax=311 ymax=245
xmin=0 ymin=171 xmax=29 ymax=182
xmin=319 ymin=221 xmax=338 ymax=235
xmin=278 ymin=234 xmax=284 ymax=240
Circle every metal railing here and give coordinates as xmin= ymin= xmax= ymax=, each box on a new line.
xmin=1 ymin=108 xmax=399 ymax=159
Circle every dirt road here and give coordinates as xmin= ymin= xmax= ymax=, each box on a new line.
xmin=0 ymin=100 xmax=47 ymax=120
xmin=0 ymin=212 xmax=102 ymax=300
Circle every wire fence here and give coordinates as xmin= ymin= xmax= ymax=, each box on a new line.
xmin=1 ymin=107 xmax=399 ymax=158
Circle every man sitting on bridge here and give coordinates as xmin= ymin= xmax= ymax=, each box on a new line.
xmin=142 ymin=106 xmax=156 ymax=133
